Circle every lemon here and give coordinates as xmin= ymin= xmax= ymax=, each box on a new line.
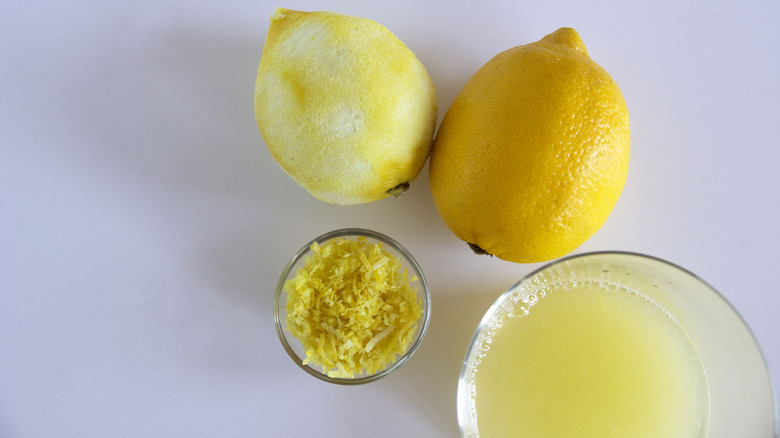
xmin=429 ymin=28 xmax=630 ymax=263
xmin=254 ymin=8 xmax=437 ymax=205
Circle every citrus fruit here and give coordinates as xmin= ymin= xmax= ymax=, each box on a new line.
xmin=254 ymin=8 xmax=437 ymax=205
xmin=429 ymin=27 xmax=630 ymax=263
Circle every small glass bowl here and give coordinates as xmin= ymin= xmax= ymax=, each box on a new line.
xmin=274 ymin=228 xmax=431 ymax=385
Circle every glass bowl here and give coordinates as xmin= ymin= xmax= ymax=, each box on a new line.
xmin=458 ymin=251 xmax=776 ymax=437
xmin=274 ymin=228 xmax=431 ymax=385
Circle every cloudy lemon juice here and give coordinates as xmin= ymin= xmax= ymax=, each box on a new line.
xmin=461 ymin=280 xmax=710 ymax=437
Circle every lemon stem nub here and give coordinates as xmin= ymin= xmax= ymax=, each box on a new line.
xmin=468 ymin=243 xmax=493 ymax=256
xmin=387 ymin=182 xmax=410 ymax=198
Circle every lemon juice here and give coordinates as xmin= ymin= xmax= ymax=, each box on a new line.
xmin=463 ymin=281 xmax=710 ymax=437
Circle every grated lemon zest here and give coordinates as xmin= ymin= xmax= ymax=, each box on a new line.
xmin=284 ymin=236 xmax=422 ymax=378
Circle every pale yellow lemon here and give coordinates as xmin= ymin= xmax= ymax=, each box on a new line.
xmin=429 ymin=28 xmax=630 ymax=263
xmin=255 ymin=8 xmax=437 ymax=205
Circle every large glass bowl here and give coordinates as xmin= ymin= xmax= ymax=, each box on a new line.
xmin=274 ymin=228 xmax=431 ymax=385
xmin=458 ymin=251 xmax=776 ymax=437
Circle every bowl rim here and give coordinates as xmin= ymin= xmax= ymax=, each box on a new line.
xmin=274 ymin=227 xmax=431 ymax=385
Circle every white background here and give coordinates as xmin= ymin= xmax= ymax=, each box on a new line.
xmin=2 ymin=0 xmax=778 ymax=436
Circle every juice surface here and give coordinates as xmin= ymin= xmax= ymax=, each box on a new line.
xmin=469 ymin=282 xmax=709 ymax=437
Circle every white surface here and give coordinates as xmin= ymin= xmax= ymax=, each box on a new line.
xmin=1 ymin=0 xmax=778 ymax=436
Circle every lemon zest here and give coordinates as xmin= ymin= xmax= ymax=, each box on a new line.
xmin=284 ymin=236 xmax=422 ymax=378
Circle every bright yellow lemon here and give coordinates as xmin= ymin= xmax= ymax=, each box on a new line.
xmin=255 ymin=8 xmax=437 ymax=205
xmin=429 ymin=28 xmax=630 ymax=263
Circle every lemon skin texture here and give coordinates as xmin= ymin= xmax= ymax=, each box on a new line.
xmin=255 ymin=8 xmax=437 ymax=205
xmin=429 ymin=28 xmax=630 ymax=263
